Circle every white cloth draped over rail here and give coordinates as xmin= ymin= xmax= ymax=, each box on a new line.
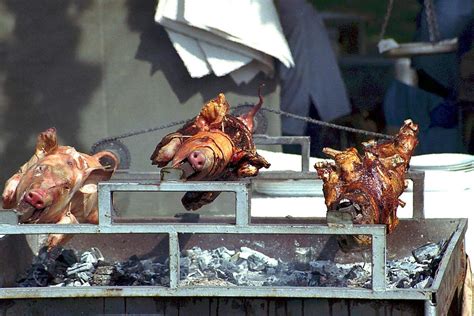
xmin=155 ymin=0 xmax=294 ymax=84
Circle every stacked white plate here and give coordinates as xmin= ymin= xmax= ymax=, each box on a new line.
xmin=409 ymin=153 xmax=474 ymax=191
xmin=254 ymin=150 xmax=328 ymax=197
xmin=253 ymin=179 xmax=324 ymax=197
xmin=410 ymin=153 xmax=474 ymax=172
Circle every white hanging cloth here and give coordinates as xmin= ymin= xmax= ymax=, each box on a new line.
xmin=155 ymin=0 xmax=294 ymax=84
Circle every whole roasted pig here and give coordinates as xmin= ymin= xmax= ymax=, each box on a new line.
xmin=2 ymin=128 xmax=118 ymax=249
xmin=315 ymin=120 xmax=419 ymax=248
xmin=150 ymin=92 xmax=270 ymax=210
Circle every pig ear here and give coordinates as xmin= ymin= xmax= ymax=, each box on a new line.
xmin=93 ymin=151 xmax=119 ymax=172
xmin=36 ymin=128 xmax=58 ymax=155
xmin=85 ymin=151 xmax=119 ymax=183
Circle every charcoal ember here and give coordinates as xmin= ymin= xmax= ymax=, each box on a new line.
xmin=92 ymin=265 xmax=116 ymax=286
xmin=180 ymin=277 xmax=235 ymax=287
xmin=264 ymin=275 xmax=283 ymax=286
xmin=198 ymin=253 xmax=213 ymax=271
xmin=64 ymin=247 xmax=105 ymax=285
xmin=220 ymin=260 xmax=238 ymax=273
xmin=414 ymin=276 xmax=433 ymax=289
xmin=428 ymin=240 xmax=447 ymax=277
xmin=17 ymin=247 xmax=78 ymax=287
xmin=344 ymin=265 xmax=370 ymax=286
xmin=66 ymin=262 xmax=94 ymax=277
xmin=17 ymin=264 xmax=52 ymax=287
xmin=66 ymin=280 xmax=89 ymax=287
xmin=294 ymin=247 xmax=312 ymax=270
xmin=309 ymin=260 xmax=332 ymax=275
xmin=179 ymin=257 xmax=191 ymax=278
xmin=247 ymin=255 xmax=266 ymax=271
xmin=82 ymin=247 xmax=104 ymax=264
xmin=287 ymin=271 xmax=312 ymax=286
xmin=235 ymin=258 xmax=249 ymax=271
xmin=238 ymin=247 xmax=278 ymax=269
xmin=112 ymin=255 xmax=168 ymax=286
xmin=244 ymin=272 xmax=268 ymax=286
xmin=387 ymin=256 xmax=433 ymax=289
xmin=266 ymin=267 xmax=276 ymax=275
xmin=230 ymin=272 xmax=248 ymax=285
xmin=17 ymin=240 xmax=447 ymax=290
xmin=387 ymin=267 xmax=410 ymax=287
xmin=318 ymin=271 xmax=348 ymax=287
xmin=213 ymin=247 xmax=235 ymax=261
xmin=412 ymin=242 xmax=441 ymax=264
xmin=396 ymin=278 xmax=411 ymax=288
xmin=275 ymin=260 xmax=289 ymax=274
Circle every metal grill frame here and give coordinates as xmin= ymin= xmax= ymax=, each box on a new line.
xmin=0 ymin=136 xmax=467 ymax=316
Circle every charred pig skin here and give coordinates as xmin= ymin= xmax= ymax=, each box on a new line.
xmin=2 ymin=128 xmax=118 ymax=249
xmin=151 ymin=92 xmax=270 ymax=210
xmin=315 ymin=120 xmax=419 ymax=248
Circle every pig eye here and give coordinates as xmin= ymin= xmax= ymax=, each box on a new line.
xmin=35 ymin=165 xmax=46 ymax=172
xmin=63 ymin=181 xmax=72 ymax=190
xmin=66 ymin=160 xmax=74 ymax=167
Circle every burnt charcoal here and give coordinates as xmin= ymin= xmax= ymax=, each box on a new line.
xmin=345 ymin=265 xmax=366 ymax=280
xmin=239 ymin=247 xmax=278 ymax=269
xmin=294 ymin=247 xmax=312 ymax=270
xmin=66 ymin=262 xmax=94 ymax=277
xmin=17 ymin=264 xmax=52 ymax=287
xmin=17 ymin=239 xmax=447 ymax=289
xmin=396 ymin=278 xmax=411 ymax=288
xmin=412 ymin=243 xmax=441 ymax=264
xmin=247 ymin=255 xmax=266 ymax=271
xmin=112 ymin=255 xmax=169 ymax=286
xmin=92 ymin=265 xmax=116 ymax=286
xmin=266 ymin=267 xmax=276 ymax=275
xmin=414 ymin=276 xmax=433 ymax=289
xmin=309 ymin=260 xmax=331 ymax=274
xmin=57 ymin=249 xmax=78 ymax=266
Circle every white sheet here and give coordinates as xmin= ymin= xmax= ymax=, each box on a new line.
xmin=155 ymin=0 xmax=294 ymax=83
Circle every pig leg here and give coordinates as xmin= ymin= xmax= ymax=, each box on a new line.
xmin=234 ymin=152 xmax=270 ymax=178
xmin=150 ymin=132 xmax=183 ymax=167
xmin=182 ymin=191 xmax=221 ymax=211
xmin=2 ymin=174 xmax=22 ymax=208
xmin=46 ymin=211 xmax=79 ymax=250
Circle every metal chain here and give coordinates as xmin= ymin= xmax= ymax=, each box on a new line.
xmin=424 ymin=0 xmax=441 ymax=42
xmin=92 ymin=118 xmax=191 ymax=145
xmin=380 ymin=0 xmax=441 ymax=43
xmin=379 ymin=0 xmax=395 ymax=41
xmin=260 ymin=107 xmax=394 ymax=139
xmin=94 ymin=106 xmax=393 ymax=145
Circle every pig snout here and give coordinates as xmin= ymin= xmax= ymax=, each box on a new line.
xmin=24 ymin=189 xmax=49 ymax=209
xmin=188 ymin=151 xmax=206 ymax=171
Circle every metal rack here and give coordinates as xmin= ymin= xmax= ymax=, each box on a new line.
xmin=0 ymin=136 xmax=467 ymax=315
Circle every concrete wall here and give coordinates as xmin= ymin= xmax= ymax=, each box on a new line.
xmin=0 ymin=0 xmax=281 ymax=216
xmin=0 ymin=0 xmax=281 ymax=180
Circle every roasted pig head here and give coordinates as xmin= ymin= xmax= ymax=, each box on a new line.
xmin=315 ymin=120 xmax=419 ymax=250
xmin=151 ymin=92 xmax=270 ymax=210
xmin=2 ymin=128 xmax=118 ymax=249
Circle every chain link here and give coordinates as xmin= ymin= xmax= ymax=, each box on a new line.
xmin=424 ymin=0 xmax=441 ymax=42
xmin=93 ymin=106 xmax=393 ymax=147
xmin=92 ymin=118 xmax=191 ymax=146
xmin=379 ymin=0 xmax=395 ymax=41
xmin=380 ymin=0 xmax=440 ymax=43
xmin=260 ymin=107 xmax=393 ymax=139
